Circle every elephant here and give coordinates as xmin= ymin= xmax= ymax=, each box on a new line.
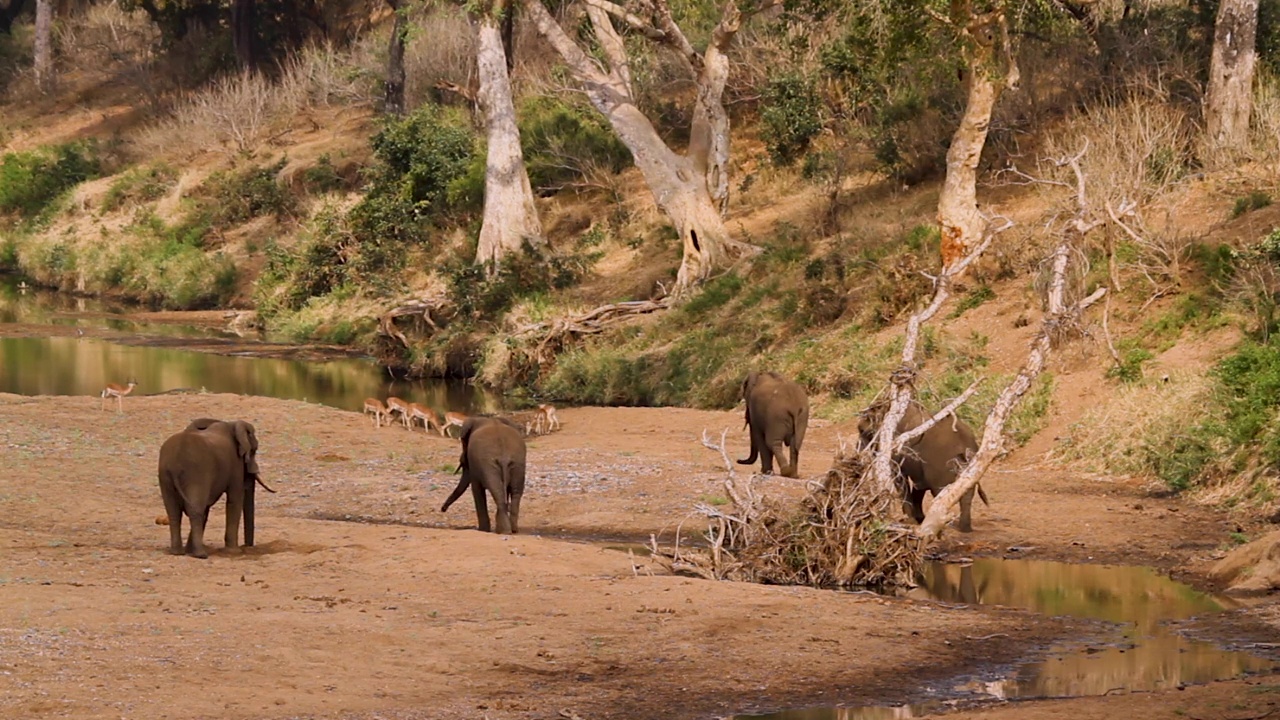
xmin=737 ymin=371 xmax=810 ymax=478
xmin=858 ymin=401 xmax=989 ymax=532
xmin=157 ymin=418 xmax=276 ymax=558
xmin=440 ymin=416 xmax=527 ymax=534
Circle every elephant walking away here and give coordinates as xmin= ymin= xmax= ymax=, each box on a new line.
xmin=157 ymin=418 xmax=276 ymax=558
xmin=858 ymin=402 xmax=988 ymax=532
xmin=440 ymin=416 xmax=526 ymax=534
xmin=737 ymin=371 xmax=810 ymax=478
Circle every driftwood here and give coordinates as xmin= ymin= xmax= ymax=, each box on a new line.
xmin=378 ymin=294 xmax=454 ymax=348
xmin=515 ymin=298 xmax=673 ymax=367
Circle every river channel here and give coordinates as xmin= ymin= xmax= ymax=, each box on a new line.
xmin=0 ymin=276 xmax=494 ymax=415
xmin=740 ymin=558 xmax=1273 ymax=718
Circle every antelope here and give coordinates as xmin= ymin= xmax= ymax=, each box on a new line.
xmin=100 ymin=380 xmax=136 ymax=413
xmin=363 ymin=398 xmax=389 ymax=427
xmin=440 ymin=411 xmax=467 ymax=437
xmin=408 ymin=403 xmax=441 ymax=433
xmin=385 ymin=397 xmax=413 ymax=429
xmin=534 ymin=404 xmax=561 ymax=435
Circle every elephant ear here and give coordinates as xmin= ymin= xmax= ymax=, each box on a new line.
xmin=233 ymin=421 xmax=260 ymax=475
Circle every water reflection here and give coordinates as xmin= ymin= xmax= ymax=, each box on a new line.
xmin=739 ymin=559 xmax=1272 ymax=719
xmin=0 ymin=274 xmax=229 ymax=339
xmin=0 ymin=336 xmax=494 ymax=415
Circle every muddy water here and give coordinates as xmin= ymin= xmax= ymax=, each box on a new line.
xmin=740 ymin=558 xmax=1273 ymax=719
xmin=0 ymin=277 xmax=495 ymax=415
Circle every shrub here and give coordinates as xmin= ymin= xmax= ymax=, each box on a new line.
xmin=101 ymin=164 xmax=177 ymax=213
xmin=1231 ymin=190 xmax=1273 ymax=219
xmin=761 ymin=72 xmax=823 ymax=166
xmin=518 ymin=95 xmax=631 ymax=193
xmin=196 ymin=158 xmax=297 ymax=229
xmin=0 ymin=142 xmax=103 ymax=219
xmin=445 ymin=245 xmax=596 ymax=320
xmin=364 ymin=103 xmax=477 ymax=219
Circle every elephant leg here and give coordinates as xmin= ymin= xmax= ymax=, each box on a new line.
xmin=471 ymin=477 xmax=491 ymax=532
xmin=787 ymin=441 xmax=801 ymax=479
xmin=767 ymin=438 xmax=790 ymax=477
xmin=162 ymin=489 xmax=183 ymax=555
xmin=958 ymin=486 xmax=976 ymax=532
xmin=186 ymin=508 xmax=210 ymax=559
xmin=224 ymin=494 xmax=243 ymax=554
xmin=909 ymin=485 xmax=928 ymax=524
xmin=508 ymin=462 xmax=526 ymax=535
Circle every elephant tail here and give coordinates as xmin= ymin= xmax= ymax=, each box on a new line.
xmin=736 ymin=442 xmax=758 ymax=466
xmin=977 ymin=483 xmax=990 ymax=507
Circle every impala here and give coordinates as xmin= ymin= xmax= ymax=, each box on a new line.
xmin=385 ymin=397 xmax=413 ymax=429
xmin=440 ymin=411 xmax=467 ymax=437
xmin=100 ymin=380 xmax=137 ymax=413
xmin=534 ymin=404 xmax=561 ymax=435
xmin=363 ymin=398 xmax=389 ymax=427
xmin=408 ymin=403 xmax=442 ymax=433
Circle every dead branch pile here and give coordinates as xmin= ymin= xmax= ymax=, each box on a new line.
xmin=650 ymin=432 xmax=923 ymax=589
xmin=513 ymin=298 xmax=672 ymax=367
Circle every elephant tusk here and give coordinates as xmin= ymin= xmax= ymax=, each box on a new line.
xmin=254 ymin=475 xmax=278 ymax=493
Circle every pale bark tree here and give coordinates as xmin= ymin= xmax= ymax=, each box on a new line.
xmin=520 ymin=0 xmax=765 ymax=297
xmin=33 ymin=0 xmax=51 ymax=92
xmin=474 ymin=0 xmax=544 ymax=269
xmin=1205 ymin=0 xmax=1259 ymax=154
xmin=932 ymin=0 xmax=1020 ymax=268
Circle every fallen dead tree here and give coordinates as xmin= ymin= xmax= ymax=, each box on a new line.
xmin=652 ymin=146 xmax=1112 ymax=589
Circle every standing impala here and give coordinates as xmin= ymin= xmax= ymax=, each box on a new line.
xmin=363 ymin=398 xmax=389 ymax=427
xmin=408 ymin=403 xmax=442 ymax=434
xmin=440 ymin=411 xmax=467 ymax=437
xmin=534 ymin=404 xmax=561 ymax=434
xmin=100 ymin=380 xmax=137 ymax=413
xmin=385 ymin=397 xmax=413 ymax=429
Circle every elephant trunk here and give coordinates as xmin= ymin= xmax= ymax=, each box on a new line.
xmin=244 ymin=474 xmax=256 ymax=547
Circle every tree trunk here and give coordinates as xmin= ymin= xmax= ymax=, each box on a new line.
xmin=231 ymin=0 xmax=256 ymax=69
xmin=33 ymin=0 xmax=51 ymax=92
xmin=384 ymin=0 xmax=407 ymax=116
xmin=688 ymin=5 xmax=738 ymax=213
xmin=1205 ymin=0 xmax=1259 ymax=154
xmin=521 ymin=0 xmax=748 ymax=296
xmin=936 ymin=3 xmax=1018 ymax=268
xmin=1 ymin=0 xmax=30 ymax=36
xmin=474 ymin=8 xmax=544 ymax=269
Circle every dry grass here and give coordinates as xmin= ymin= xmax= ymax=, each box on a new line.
xmin=1252 ymin=71 xmax=1280 ymax=173
xmin=1053 ymin=371 xmax=1211 ymax=476
xmin=403 ymin=5 xmax=475 ymax=110
xmin=137 ymin=43 xmax=377 ymax=158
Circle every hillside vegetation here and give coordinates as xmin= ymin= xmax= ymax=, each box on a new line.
xmin=3 ymin=0 xmax=1280 ymax=518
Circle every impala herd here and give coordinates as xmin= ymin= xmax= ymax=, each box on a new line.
xmin=363 ymin=396 xmax=560 ymax=437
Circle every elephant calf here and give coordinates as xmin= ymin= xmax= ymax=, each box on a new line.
xmin=441 ymin=416 xmax=527 ymax=534
xmin=858 ymin=402 xmax=988 ymax=532
xmin=737 ymin=371 xmax=810 ymax=478
xmin=158 ymin=418 xmax=275 ymax=558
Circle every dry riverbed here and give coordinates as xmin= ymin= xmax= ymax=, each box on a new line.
xmin=0 ymin=393 xmax=1276 ymax=719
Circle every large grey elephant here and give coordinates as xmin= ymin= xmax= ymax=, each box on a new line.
xmin=858 ymin=401 xmax=988 ymax=532
xmin=157 ymin=418 xmax=275 ymax=558
xmin=440 ymin=416 xmax=527 ymax=534
xmin=737 ymin=371 xmax=810 ymax=478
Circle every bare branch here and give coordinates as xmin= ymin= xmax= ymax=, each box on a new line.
xmin=892 ymin=379 xmax=984 ymax=452
xmin=585 ymin=4 xmax=633 ymax=90
xmin=581 ymin=0 xmax=668 ymax=40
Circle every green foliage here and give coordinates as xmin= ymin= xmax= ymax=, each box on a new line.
xmin=364 ymin=103 xmax=478 ymax=221
xmin=1231 ymin=190 xmax=1273 ymax=219
xmin=760 ymin=72 xmax=823 ymax=166
xmin=301 ymin=154 xmax=349 ymax=194
xmin=101 ymin=165 xmax=177 ymax=213
xmin=0 ymin=142 xmax=103 ymax=220
xmin=445 ymin=245 xmax=596 ymax=320
xmin=518 ymin=95 xmax=632 ymax=193
xmin=681 ymin=273 xmax=745 ymax=317
xmin=197 ymin=158 xmax=297 ymax=229
xmin=950 ymin=285 xmax=996 ymax=319
xmin=1107 ymin=347 xmax=1155 ymax=383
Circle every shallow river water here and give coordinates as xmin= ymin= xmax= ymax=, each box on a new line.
xmin=0 ymin=276 xmax=493 ymax=415
xmin=740 ymin=558 xmax=1272 ymax=718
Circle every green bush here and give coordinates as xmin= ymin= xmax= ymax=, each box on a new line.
xmin=1231 ymin=190 xmax=1273 ymax=219
xmin=197 ymin=159 xmax=297 ymax=229
xmin=761 ymin=72 xmax=823 ymax=166
xmin=445 ymin=245 xmax=596 ymax=320
xmin=364 ymin=103 xmax=478 ymax=220
xmin=301 ymin=154 xmax=349 ymax=194
xmin=0 ymin=142 xmax=103 ymax=219
xmin=101 ymin=165 xmax=177 ymax=213
xmin=950 ymin=284 xmax=996 ymax=318
xmin=518 ymin=95 xmax=631 ymax=193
